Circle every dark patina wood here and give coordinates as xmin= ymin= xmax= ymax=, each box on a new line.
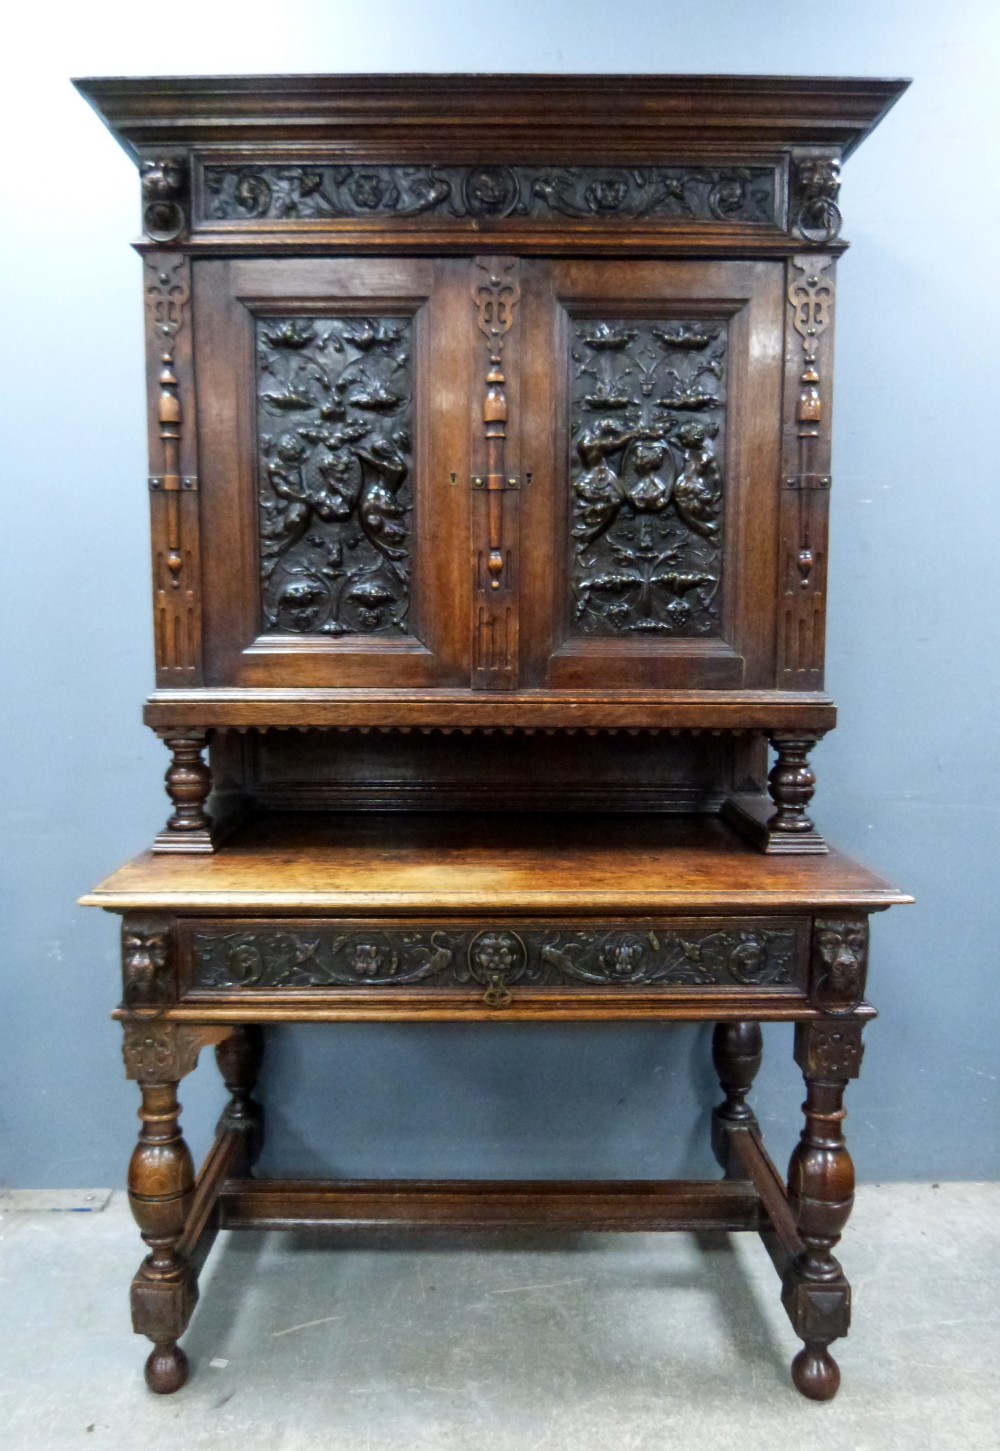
xmin=77 ymin=72 xmax=909 ymax=1401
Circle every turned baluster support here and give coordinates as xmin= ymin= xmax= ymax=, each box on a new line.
xmin=783 ymin=1018 xmax=864 ymax=1401
xmin=710 ymin=1021 xmax=763 ymax=1178
xmin=767 ymin=734 xmax=818 ymax=835
xmin=153 ymin=731 xmax=215 ymax=854
xmin=216 ymin=1025 xmax=265 ymax=1174
xmin=720 ymin=732 xmax=828 ymax=853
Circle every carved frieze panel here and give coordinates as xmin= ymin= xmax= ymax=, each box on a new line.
xmin=567 ymin=318 xmax=728 ymax=636
xmin=204 ymin=164 xmax=776 ymax=226
xmin=255 ymin=315 xmax=414 ymax=636
xmin=187 ymin=921 xmax=802 ymax=1000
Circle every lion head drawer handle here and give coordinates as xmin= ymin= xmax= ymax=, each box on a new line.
xmin=468 ymin=930 xmax=526 ymax=1006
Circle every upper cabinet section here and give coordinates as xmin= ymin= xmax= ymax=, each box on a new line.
xmin=75 ymin=74 xmax=907 ymax=255
xmin=76 ymin=74 xmax=908 ymax=733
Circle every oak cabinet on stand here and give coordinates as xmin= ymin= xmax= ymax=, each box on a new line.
xmin=77 ymin=73 xmax=911 ymax=1401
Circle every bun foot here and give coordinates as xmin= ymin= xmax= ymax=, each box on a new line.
xmin=791 ymin=1342 xmax=840 ymax=1400
xmin=145 ymin=1341 xmax=189 ymax=1394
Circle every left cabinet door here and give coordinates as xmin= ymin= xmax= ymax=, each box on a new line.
xmin=195 ymin=258 xmax=471 ymax=687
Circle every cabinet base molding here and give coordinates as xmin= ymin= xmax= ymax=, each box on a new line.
xmin=721 ymin=795 xmax=829 ymax=854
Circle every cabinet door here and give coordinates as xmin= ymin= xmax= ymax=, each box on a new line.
xmin=195 ymin=258 xmax=471 ymax=687
xmin=518 ymin=260 xmax=784 ymax=690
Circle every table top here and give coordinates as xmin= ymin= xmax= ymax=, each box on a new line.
xmin=81 ymin=813 xmax=910 ymax=915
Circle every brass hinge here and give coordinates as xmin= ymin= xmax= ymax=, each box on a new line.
xmin=149 ymin=476 xmax=198 ymax=493
xmin=471 ymin=473 xmax=529 ymax=491
xmin=784 ymin=473 xmax=830 ymax=491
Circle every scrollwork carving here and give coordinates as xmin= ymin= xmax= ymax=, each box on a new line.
xmin=256 ymin=315 xmax=413 ymax=636
xmin=193 ymin=930 xmax=459 ymax=989
xmin=204 ymin=164 xmax=776 ymax=226
xmin=189 ymin=923 xmax=800 ymax=998
xmin=568 ymin=318 xmax=727 ymax=635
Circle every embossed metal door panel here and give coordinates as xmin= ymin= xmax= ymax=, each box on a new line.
xmin=195 ymin=258 xmax=472 ymax=687
xmin=518 ymin=260 xmax=784 ymax=690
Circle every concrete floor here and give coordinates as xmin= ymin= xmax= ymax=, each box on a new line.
xmin=0 ymin=1184 xmax=996 ymax=1451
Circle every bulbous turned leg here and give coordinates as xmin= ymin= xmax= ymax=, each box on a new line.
xmin=783 ymin=1019 xmax=864 ymax=1401
xmin=216 ymin=1025 xmax=265 ymax=1174
xmin=128 ymin=1078 xmax=197 ymax=1394
xmin=710 ymin=1021 xmax=763 ymax=1178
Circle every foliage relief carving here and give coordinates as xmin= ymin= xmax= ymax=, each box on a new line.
xmin=568 ymin=318 xmax=727 ymax=635
xmin=190 ymin=924 xmax=798 ymax=994
xmin=205 ymin=164 xmax=776 ymax=226
xmin=256 ymin=315 xmax=413 ymax=635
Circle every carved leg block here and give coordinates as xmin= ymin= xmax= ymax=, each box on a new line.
xmin=710 ymin=1021 xmax=763 ymax=1178
xmin=216 ymin=1025 xmax=265 ymax=1173
xmin=783 ymin=1018 xmax=864 ymax=1400
xmin=130 ymin=1270 xmax=198 ymax=1393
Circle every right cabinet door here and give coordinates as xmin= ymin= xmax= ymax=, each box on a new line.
xmin=518 ymin=260 xmax=784 ymax=691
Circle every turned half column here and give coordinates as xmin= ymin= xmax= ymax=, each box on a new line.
xmin=216 ymin=1025 xmax=265 ymax=1174
xmin=711 ymin=1021 xmax=763 ymax=1178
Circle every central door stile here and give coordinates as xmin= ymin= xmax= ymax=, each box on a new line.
xmin=470 ymin=256 xmax=523 ymax=690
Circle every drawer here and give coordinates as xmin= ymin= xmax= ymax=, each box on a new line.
xmin=177 ymin=917 xmax=810 ymax=1007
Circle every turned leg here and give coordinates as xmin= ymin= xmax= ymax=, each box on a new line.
xmin=128 ymin=1078 xmax=197 ymax=1393
xmin=768 ymin=734 xmax=818 ymax=835
xmin=783 ymin=1019 xmax=864 ymax=1401
xmin=216 ymin=1025 xmax=265 ymax=1174
xmin=122 ymin=1020 xmax=229 ymax=1392
xmin=710 ymin=1021 xmax=763 ymax=1178
xmin=153 ymin=731 xmax=214 ymax=853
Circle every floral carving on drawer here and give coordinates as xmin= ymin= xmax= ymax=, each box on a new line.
xmin=187 ymin=923 xmax=801 ymax=996
xmin=255 ymin=314 xmax=413 ymax=636
xmin=568 ymin=318 xmax=727 ymax=637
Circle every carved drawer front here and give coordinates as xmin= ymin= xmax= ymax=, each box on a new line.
xmin=179 ymin=917 xmax=810 ymax=1006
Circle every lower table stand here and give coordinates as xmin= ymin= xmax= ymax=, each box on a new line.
xmin=84 ymin=814 xmax=909 ymax=1402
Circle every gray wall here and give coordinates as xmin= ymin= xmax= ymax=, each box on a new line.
xmin=2 ymin=0 xmax=998 ymax=1188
